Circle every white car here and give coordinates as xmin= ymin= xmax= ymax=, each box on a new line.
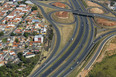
xmin=72 ymin=38 xmax=73 ymax=41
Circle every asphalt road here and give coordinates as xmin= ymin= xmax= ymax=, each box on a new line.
xmin=85 ymin=34 xmax=116 ymax=70
xmin=31 ymin=0 xmax=116 ymax=21
xmin=33 ymin=0 xmax=95 ymax=76
xmin=89 ymin=0 xmax=116 ymax=16
xmin=29 ymin=0 xmax=86 ymax=77
xmin=52 ymin=0 xmax=94 ymax=76
xmin=30 ymin=0 xmax=94 ymax=76
xmin=29 ymin=2 xmax=62 ymax=77
xmin=30 ymin=6 xmax=81 ymax=77
xmin=29 ymin=0 xmax=116 ymax=77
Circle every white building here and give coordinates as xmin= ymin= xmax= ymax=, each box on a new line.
xmin=34 ymin=35 xmax=44 ymax=43
xmin=25 ymin=52 xmax=35 ymax=58
xmin=108 ymin=2 xmax=116 ymax=10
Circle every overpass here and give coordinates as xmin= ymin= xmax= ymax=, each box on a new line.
xmin=30 ymin=0 xmax=116 ymax=21
xmin=73 ymin=10 xmax=116 ymax=21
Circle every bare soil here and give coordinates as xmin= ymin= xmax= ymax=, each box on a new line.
xmin=107 ymin=43 xmax=116 ymax=51
xmin=78 ymin=36 xmax=116 ymax=77
xmin=90 ymin=8 xmax=104 ymax=14
xmin=86 ymin=1 xmax=101 ymax=7
xmin=96 ymin=18 xmax=116 ymax=26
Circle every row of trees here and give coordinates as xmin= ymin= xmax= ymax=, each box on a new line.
xmin=0 ymin=52 xmax=40 ymax=77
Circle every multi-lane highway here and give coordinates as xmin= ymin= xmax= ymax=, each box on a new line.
xmin=51 ymin=0 xmax=95 ymax=76
xmin=29 ymin=0 xmax=116 ymax=77
xmin=31 ymin=0 xmax=116 ymax=21
xmin=30 ymin=0 xmax=94 ymax=76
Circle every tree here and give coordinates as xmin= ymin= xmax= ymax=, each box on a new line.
xmin=17 ymin=52 xmax=26 ymax=62
xmin=32 ymin=6 xmax=37 ymax=11
xmin=15 ymin=38 xmax=19 ymax=43
xmin=2 ymin=38 xmax=7 ymax=43
xmin=24 ymin=33 xmax=28 ymax=38
xmin=11 ymin=32 xmax=16 ymax=36
xmin=5 ymin=21 xmax=7 ymax=24
xmin=22 ymin=13 xmax=26 ymax=18
xmin=110 ymin=2 xmax=115 ymax=6
xmin=49 ymin=24 xmax=52 ymax=27
xmin=0 ymin=31 xmax=4 ymax=36
xmin=18 ymin=62 xmax=23 ymax=67
xmin=25 ymin=45 xmax=28 ymax=49
xmin=32 ymin=31 xmax=37 ymax=36
xmin=0 ymin=72 xmax=4 ymax=77
xmin=48 ymin=29 xmax=53 ymax=40
xmin=17 ymin=52 xmax=23 ymax=59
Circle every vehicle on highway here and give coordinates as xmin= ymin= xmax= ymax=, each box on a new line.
xmin=71 ymin=67 xmax=73 ymax=70
xmin=77 ymin=61 xmax=79 ymax=64
xmin=72 ymin=38 xmax=73 ymax=41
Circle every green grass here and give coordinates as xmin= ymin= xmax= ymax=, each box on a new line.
xmin=88 ymin=55 xmax=116 ymax=77
xmin=82 ymin=0 xmax=87 ymax=8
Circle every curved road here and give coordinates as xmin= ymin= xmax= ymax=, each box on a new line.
xmin=29 ymin=0 xmax=116 ymax=77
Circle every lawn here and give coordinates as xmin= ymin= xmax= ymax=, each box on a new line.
xmin=88 ymin=55 xmax=116 ymax=77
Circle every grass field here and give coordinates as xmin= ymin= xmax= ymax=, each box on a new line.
xmin=88 ymin=55 xmax=116 ymax=77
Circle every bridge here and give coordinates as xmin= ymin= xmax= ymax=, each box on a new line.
xmin=73 ymin=10 xmax=116 ymax=21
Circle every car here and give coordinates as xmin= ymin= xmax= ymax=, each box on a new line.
xmin=77 ymin=62 xmax=79 ymax=64
xmin=72 ymin=38 xmax=73 ymax=41
xmin=71 ymin=67 xmax=73 ymax=70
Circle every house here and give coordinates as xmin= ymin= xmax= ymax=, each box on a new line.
xmin=25 ymin=52 xmax=35 ymax=58
xmin=9 ymin=51 xmax=15 ymax=55
xmin=25 ymin=1 xmax=34 ymax=5
xmin=3 ymin=50 xmax=8 ymax=53
xmin=0 ymin=61 xmax=7 ymax=67
xmin=108 ymin=2 xmax=116 ymax=10
xmin=0 ymin=52 xmax=3 ymax=56
xmin=34 ymin=35 xmax=43 ymax=43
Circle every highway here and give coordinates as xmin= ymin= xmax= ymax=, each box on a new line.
xmin=29 ymin=0 xmax=116 ymax=77
xmin=30 ymin=0 xmax=94 ymax=77
xmin=51 ymin=0 xmax=95 ymax=76
xmin=59 ymin=0 xmax=116 ymax=76
xmin=29 ymin=4 xmax=62 ymax=77
xmin=73 ymin=11 xmax=116 ymax=21
xmin=30 ymin=0 xmax=87 ymax=77
xmin=85 ymin=34 xmax=116 ymax=70
xmin=89 ymin=0 xmax=116 ymax=16
xmin=31 ymin=0 xmax=116 ymax=21
xmin=30 ymin=4 xmax=82 ymax=77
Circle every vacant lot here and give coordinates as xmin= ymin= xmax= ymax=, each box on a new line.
xmin=96 ymin=18 xmax=116 ymax=26
xmin=88 ymin=55 xmax=116 ymax=77
xmin=87 ymin=36 xmax=116 ymax=77
xmin=86 ymin=1 xmax=101 ymax=7
xmin=90 ymin=8 xmax=104 ymax=14
xmin=51 ymin=12 xmax=74 ymax=24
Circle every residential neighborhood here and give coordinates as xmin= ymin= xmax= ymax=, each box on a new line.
xmin=0 ymin=0 xmax=48 ymax=68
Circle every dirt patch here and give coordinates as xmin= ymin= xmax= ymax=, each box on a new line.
xmin=51 ymin=12 xmax=74 ymax=24
xmin=107 ymin=43 xmax=116 ymax=51
xmin=86 ymin=1 xmax=101 ymax=7
xmin=77 ymin=70 xmax=88 ymax=77
xmin=90 ymin=8 xmax=104 ymax=14
xmin=78 ymin=36 xmax=116 ymax=77
xmin=96 ymin=18 xmax=116 ymax=26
